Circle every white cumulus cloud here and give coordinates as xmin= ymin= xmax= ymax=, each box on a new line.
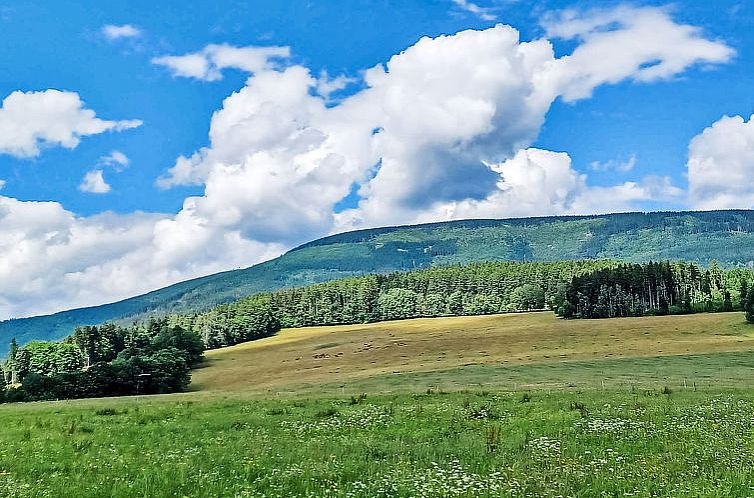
xmin=79 ymin=170 xmax=111 ymax=194
xmin=688 ymin=114 xmax=754 ymax=209
xmin=0 ymin=197 xmax=285 ymax=319
xmin=156 ymin=7 xmax=721 ymax=249
xmin=541 ymin=5 xmax=734 ymax=101
xmin=0 ymin=90 xmax=142 ymax=158
xmin=338 ymin=149 xmax=681 ymax=227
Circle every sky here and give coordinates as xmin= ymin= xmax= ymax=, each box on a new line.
xmin=1 ymin=0 xmax=754 ymax=319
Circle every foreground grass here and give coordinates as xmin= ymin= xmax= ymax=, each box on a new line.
xmin=2 ymin=388 xmax=754 ymax=497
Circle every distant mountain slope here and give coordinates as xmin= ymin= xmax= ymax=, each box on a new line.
xmin=3 ymin=209 xmax=754 ymax=350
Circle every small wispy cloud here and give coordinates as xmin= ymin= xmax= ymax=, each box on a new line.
xmin=102 ymin=24 xmax=141 ymax=41
xmin=99 ymin=150 xmax=130 ymax=171
xmin=79 ymin=169 xmax=111 ymax=194
xmin=80 ymin=151 xmax=130 ymax=193
xmin=590 ymin=154 xmax=636 ymax=173
xmin=152 ymin=44 xmax=289 ymax=81
xmin=452 ymin=0 xmax=496 ymax=21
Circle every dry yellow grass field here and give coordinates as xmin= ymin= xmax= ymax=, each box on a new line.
xmin=190 ymin=312 xmax=754 ymax=395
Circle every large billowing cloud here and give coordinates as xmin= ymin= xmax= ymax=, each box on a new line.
xmin=347 ymin=148 xmax=681 ymax=226
xmin=0 ymin=6 xmax=732 ymax=319
xmin=159 ymin=6 xmax=726 ymax=232
xmin=0 ymin=90 xmax=141 ymax=158
xmin=687 ymin=114 xmax=754 ymax=209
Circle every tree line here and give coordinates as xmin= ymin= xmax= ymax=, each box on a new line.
xmin=171 ymin=260 xmax=620 ymax=346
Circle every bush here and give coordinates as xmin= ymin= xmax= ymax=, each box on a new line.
xmin=21 ymin=372 xmax=59 ymax=400
xmin=4 ymin=387 xmax=27 ymax=403
xmin=114 ymin=347 xmax=191 ymax=394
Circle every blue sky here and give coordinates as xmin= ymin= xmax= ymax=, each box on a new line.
xmin=1 ymin=0 xmax=749 ymax=215
xmin=1 ymin=0 xmax=754 ymax=317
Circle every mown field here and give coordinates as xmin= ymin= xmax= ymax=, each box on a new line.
xmin=3 ymin=312 xmax=754 ymax=497
xmin=192 ymin=312 xmax=754 ymax=395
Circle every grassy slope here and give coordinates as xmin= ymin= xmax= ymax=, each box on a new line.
xmin=3 ymin=313 xmax=754 ymax=496
xmin=191 ymin=312 xmax=754 ymax=395
xmin=5 ymin=209 xmax=754 ymax=348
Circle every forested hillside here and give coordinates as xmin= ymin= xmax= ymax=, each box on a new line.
xmin=0 ymin=260 xmax=607 ymax=402
xmin=169 ymin=259 xmax=754 ymax=349
xmin=4 ymin=210 xmax=754 ymax=350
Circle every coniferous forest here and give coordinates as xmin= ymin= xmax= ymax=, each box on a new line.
xmin=559 ymin=261 xmax=752 ymax=318
xmin=171 ymin=260 xmax=619 ymax=348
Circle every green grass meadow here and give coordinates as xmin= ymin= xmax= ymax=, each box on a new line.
xmin=3 ymin=313 xmax=754 ymax=497
xmin=2 ymin=385 xmax=754 ymax=497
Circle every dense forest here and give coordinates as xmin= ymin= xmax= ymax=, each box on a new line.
xmin=5 ymin=210 xmax=754 ymax=351
xmin=559 ymin=261 xmax=754 ymax=318
xmin=0 ymin=319 xmax=203 ymax=403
